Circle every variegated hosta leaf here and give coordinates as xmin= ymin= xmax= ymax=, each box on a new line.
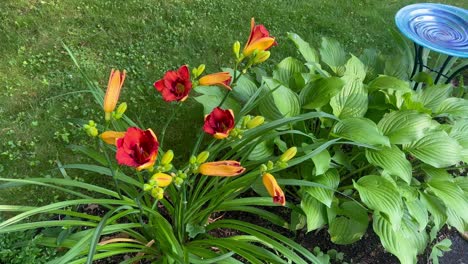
xmin=328 ymin=201 xmax=368 ymax=245
xmin=300 ymin=192 xmax=326 ymax=232
xmin=405 ymin=130 xmax=462 ymax=168
xmin=303 ymin=169 xmax=339 ymax=208
xmin=354 ymin=175 xmax=403 ymax=230
xmin=365 ymin=145 xmax=412 ymax=184
xmin=373 ymin=211 xmax=428 ymax=264
xmin=377 ymin=110 xmax=433 ymax=144
xmin=333 ymin=117 xmax=390 ymax=146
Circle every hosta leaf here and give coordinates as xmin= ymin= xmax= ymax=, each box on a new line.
xmin=300 ymin=76 xmax=344 ymax=109
xmin=446 ymin=207 xmax=467 ymax=233
xmin=422 ymin=166 xmax=452 ymax=182
xmin=412 ymin=72 xmax=434 ymax=86
xmin=365 ymin=145 xmax=412 ymax=184
xmin=384 ymin=54 xmax=410 ymax=80
xmin=328 ymin=201 xmax=368 ymax=244
xmin=247 ymin=139 xmax=274 ymax=161
xmin=273 ymin=57 xmax=306 ymax=90
xmin=406 ymin=199 xmax=428 ymax=231
xmin=427 ymin=180 xmax=468 ymax=223
xmin=194 ymin=93 xmax=241 ymax=116
xmin=405 ymin=130 xmax=461 ymax=168
xmin=311 ymin=149 xmax=331 ymax=176
xmin=450 ymin=119 xmax=468 ymax=148
xmin=455 ymin=177 xmax=468 ymax=193
xmin=301 ymin=193 xmax=326 ymax=232
xmin=368 ymin=75 xmax=411 ymax=93
xmin=231 ymin=74 xmax=258 ymax=104
xmin=419 ymin=192 xmax=447 ymax=233
xmin=373 ymin=211 xmax=428 ymax=264
xmin=319 ymin=37 xmax=347 ymax=75
xmin=259 ymin=78 xmax=300 ymax=121
xmin=354 ymin=175 xmax=403 ymax=229
xmin=303 ymin=169 xmax=339 ymax=207
xmin=436 ymin=98 xmax=468 ymax=117
xmin=415 ymin=84 xmax=452 ymax=112
xmin=330 ymin=56 xmax=368 ymax=118
xmin=377 ymin=110 xmax=432 ymax=144
xmin=333 ymin=117 xmax=390 ymax=146
xmin=287 ymin=32 xmax=319 ymax=63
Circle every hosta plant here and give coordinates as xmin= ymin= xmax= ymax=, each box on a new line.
xmin=197 ymin=32 xmax=467 ymax=264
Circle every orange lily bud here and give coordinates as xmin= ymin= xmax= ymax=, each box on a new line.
xmin=199 ymin=72 xmax=232 ymax=90
xmin=199 ymin=160 xmax=245 ymax=177
xmin=150 ymin=172 xmax=173 ymax=187
xmin=262 ymin=173 xmax=286 ymax=206
xmin=100 ymin=131 xmax=125 ymax=145
xmin=103 ymin=69 xmax=126 ymax=121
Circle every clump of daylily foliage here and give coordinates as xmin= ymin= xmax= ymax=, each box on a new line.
xmin=1 ymin=17 xmax=467 ymax=264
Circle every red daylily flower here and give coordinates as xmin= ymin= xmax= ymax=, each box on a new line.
xmin=243 ymin=18 xmax=277 ymax=57
xmin=203 ymin=107 xmax=235 ymax=139
xmin=199 ymin=72 xmax=232 ymax=90
xmin=116 ymin=127 xmax=159 ymax=171
xmin=154 ymin=65 xmax=192 ymax=102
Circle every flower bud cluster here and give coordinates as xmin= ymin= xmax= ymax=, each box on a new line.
xmin=83 ymin=120 xmax=98 ymax=137
xmin=259 ymin=147 xmax=297 ymax=173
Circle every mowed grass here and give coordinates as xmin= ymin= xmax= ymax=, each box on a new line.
xmin=0 ymin=0 xmax=466 ymax=205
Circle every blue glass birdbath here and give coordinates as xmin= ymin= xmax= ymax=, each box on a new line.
xmin=395 ymin=3 xmax=468 ymax=85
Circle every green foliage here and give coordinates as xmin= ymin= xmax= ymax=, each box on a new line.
xmin=0 ymin=230 xmax=59 ymax=264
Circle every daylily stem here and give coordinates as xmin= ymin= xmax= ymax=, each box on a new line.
xmin=99 ymin=140 xmax=124 ymax=200
xmin=160 ymin=102 xmax=181 ymax=149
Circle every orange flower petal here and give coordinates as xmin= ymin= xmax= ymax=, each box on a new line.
xmin=103 ymin=69 xmax=126 ymax=120
xmin=100 ymin=131 xmax=125 ymax=145
xmin=262 ymin=173 xmax=286 ymax=206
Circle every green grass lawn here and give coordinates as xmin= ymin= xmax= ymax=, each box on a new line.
xmin=0 ymin=0 xmax=466 ymax=206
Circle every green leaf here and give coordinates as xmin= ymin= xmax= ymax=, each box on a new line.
xmin=405 ymin=130 xmax=461 ymax=168
xmin=303 ymin=169 xmax=339 ymax=207
xmin=365 ymin=145 xmax=412 ymax=184
xmin=419 ymin=192 xmax=447 ymax=233
xmin=446 ymin=207 xmax=467 ymax=233
xmin=428 ymin=180 xmax=468 ymax=223
xmin=430 ymin=238 xmax=452 ymax=264
xmin=273 ymin=57 xmax=306 ymax=90
xmin=406 ymin=199 xmax=428 ymax=231
xmin=258 ymin=78 xmax=301 ymax=121
xmin=415 ymin=84 xmax=452 ymax=112
xmin=231 ymin=74 xmax=258 ymax=104
xmin=330 ymin=56 xmax=368 ymax=118
xmin=328 ymin=201 xmax=368 ymax=245
xmin=311 ymin=149 xmax=331 ymax=176
xmin=368 ymin=75 xmax=411 ymax=93
xmin=450 ymin=119 xmax=468 ymax=148
xmin=319 ymin=37 xmax=347 ymax=75
xmin=373 ymin=211 xmax=428 ymax=264
xmin=422 ymin=166 xmax=452 ymax=182
xmin=287 ymin=32 xmax=319 ymax=63
xmin=300 ymin=76 xmax=344 ymax=109
xmin=436 ymin=98 xmax=468 ymax=117
xmin=247 ymin=139 xmax=274 ymax=161
xmin=187 ymin=223 xmax=206 ymax=239
xmin=412 ymin=72 xmax=434 ymax=86
xmin=333 ymin=117 xmax=390 ymax=146
xmin=301 ymin=193 xmax=326 ymax=232
xmin=194 ymin=86 xmax=241 ymax=115
xmin=377 ymin=110 xmax=432 ymax=144
xmin=384 ymin=54 xmax=410 ymax=80
xmin=354 ymin=175 xmax=403 ymax=229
